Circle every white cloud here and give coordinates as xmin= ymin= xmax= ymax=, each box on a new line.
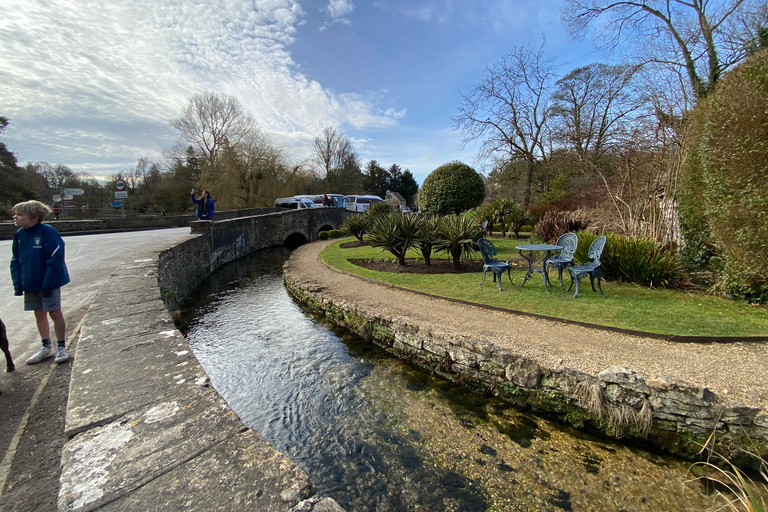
xmin=0 ymin=0 xmax=400 ymax=176
xmin=326 ymin=0 xmax=355 ymax=22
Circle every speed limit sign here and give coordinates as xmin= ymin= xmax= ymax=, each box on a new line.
xmin=115 ymin=178 xmax=126 ymax=191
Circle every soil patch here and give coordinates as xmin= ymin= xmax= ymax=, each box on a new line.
xmin=350 ymin=258 xmax=523 ymax=275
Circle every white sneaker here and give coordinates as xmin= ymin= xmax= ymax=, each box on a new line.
xmin=27 ymin=346 xmax=54 ymax=365
xmin=54 ymin=346 xmax=69 ymax=363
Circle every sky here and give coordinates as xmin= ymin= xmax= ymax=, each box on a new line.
xmin=1 ymin=0 xmax=600 ymax=185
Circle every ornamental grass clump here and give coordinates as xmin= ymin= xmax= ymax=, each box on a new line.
xmin=435 ymin=216 xmax=482 ymax=267
xmin=342 ymin=214 xmax=370 ymax=242
xmin=575 ymin=230 xmax=686 ymax=288
xmin=535 ymin=210 xmax=591 ymax=243
xmin=366 ymin=212 xmax=423 ymax=265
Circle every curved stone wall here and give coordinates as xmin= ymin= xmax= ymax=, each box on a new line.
xmin=283 ymin=257 xmax=768 ymax=469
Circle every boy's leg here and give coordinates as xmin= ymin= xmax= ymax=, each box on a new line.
xmin=34 ymin=309 xmax=51 ymax=341
xmin=49 ymin=309 xmax=66 ymax=344
xmin=28 ymin=309 xmax=55 ymax=364
xmin=50 ymin=309 xmax=69 ymax=363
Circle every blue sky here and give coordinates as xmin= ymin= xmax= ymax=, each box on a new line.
xmin=1 ymin=0 xmax=599 ymax=184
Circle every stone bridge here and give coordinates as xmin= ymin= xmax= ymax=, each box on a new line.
xmin=157 ymin=207 xmax=352 ymax=310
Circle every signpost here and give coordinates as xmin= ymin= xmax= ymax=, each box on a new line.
xmin=114 ymin=180 xmax=127 ymax=217
xmin=63 ymin=188 xmax=84 ymax=196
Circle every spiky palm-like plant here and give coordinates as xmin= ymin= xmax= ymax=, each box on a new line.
xmin=415 ymin=216 xmax=442 ymax=265
xmin=366 ymin=212 xmax=423 ymax=265
xmin=474 ymin=203 xmax=496 ymax=237
xmin=342 ymin=214 xmax=370 ymax=242
xmin=504 ymin=201 xmax=532 ymax=239
xmin=366 ymin=201 xmax=397 ymax=220
xmin=435 ymin=216 xmax=482 ymax=267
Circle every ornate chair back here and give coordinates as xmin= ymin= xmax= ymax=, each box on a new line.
xmin=478 ymin=238 xmax=499 ymax=265
xmin=554 ymin=232 xmax=578 ymax=261
xmin=585 ymin=236 xmax=607 ymax=269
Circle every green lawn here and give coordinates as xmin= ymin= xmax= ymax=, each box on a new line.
xmin=320 ymin=237 xmax=768 ymax=338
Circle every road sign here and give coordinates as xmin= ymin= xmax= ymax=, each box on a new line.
xmin=63 ymin=201 xmax=75 ymax=208
xmin=115 ymin=179 xmax=126 ymax=191
xmin=52 ymin=195 xmax=62 ymax=202
xmin=63 ymin=188 xmax=84 ymax=195
xmin=63 ymin=194 xmax=74 ymax=201
xmin=111 ymin=202 xmax=123 ymax=207
xmin=115 ymin=191 xmax=128 ymax=199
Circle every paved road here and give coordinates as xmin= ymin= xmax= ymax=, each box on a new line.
xmin=0 ymin=228 xmax=192 ymax=362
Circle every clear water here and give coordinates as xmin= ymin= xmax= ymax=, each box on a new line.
xmin=181 ymin=248 xmax=712 ymax=512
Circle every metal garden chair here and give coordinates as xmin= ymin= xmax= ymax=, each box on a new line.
xmin=546 ymin=232 xmax=578 ymax=286
xmin=567 ymin=236 xmax=607 ymax=298
xmin=478 ymin=238 xmax=514 ymax=291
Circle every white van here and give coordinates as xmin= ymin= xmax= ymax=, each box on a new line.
xmin=344 ymin=195 xmax=383 ymax=212
xmin=274 ymin=197 xmax=318 ymax=209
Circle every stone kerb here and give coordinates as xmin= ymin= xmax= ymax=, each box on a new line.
xmin=283 ymin=264 xmax=768 ymax=468
xmin=61 ymin=239 xmax=347 ymax=510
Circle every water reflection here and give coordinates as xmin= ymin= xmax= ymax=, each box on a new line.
xmin=181 ymin=248 xmax=710 ymax=511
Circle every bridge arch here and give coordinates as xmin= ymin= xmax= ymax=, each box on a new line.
xmin=283 ymin=232 xmax=308 ymax=249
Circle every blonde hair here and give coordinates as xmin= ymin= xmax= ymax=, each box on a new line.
xmin=13 ymin=200 xmax=52 ymax=223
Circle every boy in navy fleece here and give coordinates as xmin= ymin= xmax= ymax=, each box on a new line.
xmin=10 ymin=200 xmax=71 ymax=364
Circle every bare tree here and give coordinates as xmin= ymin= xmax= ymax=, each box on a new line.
xmin=562 ymin=0 xmax=767 ymax=101
xmin=170 ymin=91 xmax=257 ymax=172
xmin=310 ymin=127 xmax=357 ymax=185
xmin=551 ymin=63 xmax=643 ymax=167
xmin=453 ymin=42 xmax=558 ymax=206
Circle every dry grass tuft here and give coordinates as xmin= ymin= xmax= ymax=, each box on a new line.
xmin=575 ymin=380 xmax=606 ymax=422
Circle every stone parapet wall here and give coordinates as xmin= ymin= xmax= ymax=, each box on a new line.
xmin=157 ymin=208 xmax=350 ymax=310
xmin=283 ymin=273 xmax=768 ymax=468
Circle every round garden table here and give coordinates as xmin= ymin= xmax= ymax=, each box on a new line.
xmin=515 ymin=244 xmax=563 ymax=294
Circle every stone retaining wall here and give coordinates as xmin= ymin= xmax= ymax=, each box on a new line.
xmin=283 ymin=272 xmax=768 ymax=468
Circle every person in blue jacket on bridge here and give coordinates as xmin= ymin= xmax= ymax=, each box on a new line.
xmin=191 ymin=188 xmax=215 ymax=220
xmin=10 ymin=200 xmax=71 ymax=365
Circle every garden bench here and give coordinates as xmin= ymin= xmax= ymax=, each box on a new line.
xmin=478 ymin=238 xmax=514 ymax=291
xmin=546 ymin=232 xmax=578 ymax=286
xmin=567 ymin=236 xmax=607 ymax=298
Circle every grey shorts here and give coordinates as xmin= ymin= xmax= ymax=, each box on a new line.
xmin=24 ymin=288 xmax=62 ymax=312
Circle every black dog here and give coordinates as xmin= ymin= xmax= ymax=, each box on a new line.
xmin=1 ymin=318 xmax=14 ymax=395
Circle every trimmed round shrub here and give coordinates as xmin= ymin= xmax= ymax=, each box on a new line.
xmin=328 ymin=229 xmax=344 ymax=238
xmin=318 ymin=231 xmax=330 ymax=240
xmin=419 ymin=161 xmax=485 ymax=215
xmin=574 ymin=231 xmax=686 ymax=288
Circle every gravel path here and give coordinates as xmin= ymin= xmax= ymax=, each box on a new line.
xmin=287 ymin=240 xmax=768 ymax=409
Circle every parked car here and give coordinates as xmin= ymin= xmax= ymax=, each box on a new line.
xmin=274 ymin=197 xmax=318 ymax=209
xmin=401 ymin=207 xmax=412 ymax=213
